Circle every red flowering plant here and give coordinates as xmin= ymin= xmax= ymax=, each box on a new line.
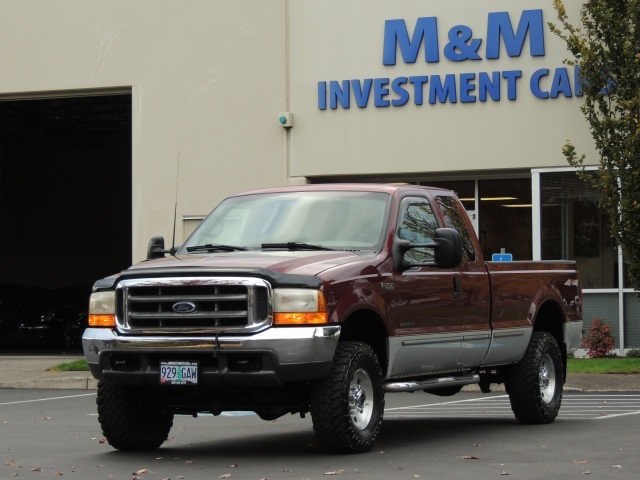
xmin=581 ymin=318 xmax=616 ymax=358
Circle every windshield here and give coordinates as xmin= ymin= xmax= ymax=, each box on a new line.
xmin=180 ymin=190 xmax=390 ymax=252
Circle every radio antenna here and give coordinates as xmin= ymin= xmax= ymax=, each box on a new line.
xmin=171 ymin=153 xmax=180 ymax=257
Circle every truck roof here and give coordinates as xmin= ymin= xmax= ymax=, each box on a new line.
xmin=229 ymin=183 xmax=454 ymax=197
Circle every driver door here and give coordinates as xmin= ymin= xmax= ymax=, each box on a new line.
xmin=386 ymin=195 xmax=462 ymax=378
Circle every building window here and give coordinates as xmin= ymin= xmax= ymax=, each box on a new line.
xmin=429 ymin=178 xmax=532 ymax=260
xmin=540 ymin=171 xmax=622 ymax=289
xmin=478 ymin=179 xmax=532 ymax=261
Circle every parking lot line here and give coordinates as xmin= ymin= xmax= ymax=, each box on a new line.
xmin=384 ymin=393 xmax=640 ymax=421
xmin=0 ymin=393 xmax=95 ymax=406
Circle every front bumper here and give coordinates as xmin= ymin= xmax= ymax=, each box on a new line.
xmin=82 ymin=325 xmax=340 ymax=387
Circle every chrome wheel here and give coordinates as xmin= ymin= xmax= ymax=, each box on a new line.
xmin=539 ymin=353 xmax=556 ymax=403
xmin=349 ymin=368 xmax=374 ymax=430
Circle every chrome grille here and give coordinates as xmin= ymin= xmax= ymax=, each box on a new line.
xmin=116 ymin=277 xmax=272 ymax=334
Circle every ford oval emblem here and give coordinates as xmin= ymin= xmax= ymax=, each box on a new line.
xmin=172 ymin=301 xmax=197 ymax=313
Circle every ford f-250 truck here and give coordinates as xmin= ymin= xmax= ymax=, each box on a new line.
xmin=83 ymin=184 xmax=582 ymax=454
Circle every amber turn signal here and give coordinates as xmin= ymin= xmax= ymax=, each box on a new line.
xmin=88 ymin=314 xmax=116 ymax=327
xmin=274 ymin=311 xmax=328 ymax=325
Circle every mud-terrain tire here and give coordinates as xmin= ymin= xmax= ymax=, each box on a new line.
xmin=97 ymin=381 xmax=174 ymax=450
xmin=310 ymin=342 xmax=385 ymax=454
xmin=506 ymin=331 xmax=564 ymax=424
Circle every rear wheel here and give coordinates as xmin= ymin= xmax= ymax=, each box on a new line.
xmin=505 ymin=332 xmax=564 ymax=424
xmin=310 ymin=342 xmax=385 ymax=454
xmin=59 ymin=320 xmax=76 ymax=349
xmin=97 ymin=381 xmax=174 ymax=450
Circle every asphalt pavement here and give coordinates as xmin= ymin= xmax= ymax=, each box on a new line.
xmin=0 ymin=353 xmax=639 ymax=391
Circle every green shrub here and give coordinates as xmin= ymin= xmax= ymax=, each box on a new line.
xmin=626 ymin=349 xmax=640 ymax=358
xmin=581 ymin=318 xmax=615 ymax=358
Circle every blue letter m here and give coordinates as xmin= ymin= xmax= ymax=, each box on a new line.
xmin=383 ymin=17 xmax=439 ymax=65
xmin=486 ymin=9 xmax=545 ymax=59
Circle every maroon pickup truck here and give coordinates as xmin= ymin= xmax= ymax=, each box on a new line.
xmin=83 ymin=184 xmax=582 ymax=454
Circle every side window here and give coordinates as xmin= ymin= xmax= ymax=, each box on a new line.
xmin=397 ymin=197 xmax=437 ymax=263
xmin=436 ymin=195 xmax=475 ymax=262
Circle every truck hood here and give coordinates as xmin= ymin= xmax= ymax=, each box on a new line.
xmin=127 ymin=250 xmax=376 ymax=277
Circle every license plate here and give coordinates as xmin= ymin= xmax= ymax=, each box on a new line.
xmin=160 ymin=361 xmax=198 ymax=385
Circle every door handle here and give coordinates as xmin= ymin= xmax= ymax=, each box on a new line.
xmin=453 ymin=277 xmax=461 ymax=300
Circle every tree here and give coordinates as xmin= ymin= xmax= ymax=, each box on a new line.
xmin=550 ymin=0 xmax=640 ymax=290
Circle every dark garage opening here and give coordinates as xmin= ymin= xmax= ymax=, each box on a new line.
xmin=0 ymin=93 xmax=132 ymax=348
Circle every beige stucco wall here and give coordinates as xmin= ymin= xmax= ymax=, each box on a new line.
xmin=0 ymin=0 xmax=289 ymax=262
xmin=0 ymin=0 xmax=595 ymax=262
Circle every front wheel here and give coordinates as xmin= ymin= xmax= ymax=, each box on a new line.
xmin=310 ymin=342 xmax=385 ymax=454
xmin=505 ymin=331 xmax=564 ymax=424
xmin=97 ymin=382 xmax=174 ymax=450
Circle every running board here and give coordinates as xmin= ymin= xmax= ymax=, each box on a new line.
xmin=383 ymin=374 xmax=480 ymax=393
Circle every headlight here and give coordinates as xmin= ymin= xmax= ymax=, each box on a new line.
xmin=273 ymin=289 xmax=327 ymax=325
xmin=88 ymin=291 xmax=116 ymax=327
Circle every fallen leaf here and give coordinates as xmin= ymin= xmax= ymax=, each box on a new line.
xmin=459 ymin=456 xmax=479 ymax=460
xmin=583 ymin=471 xmax=591 ymax=475
xmin=500 ymin=472 xmax=511 ymax=476
xmin=219 ymin=475 xmax=232 ymax=479
xmin=612 ymin=465 xmax=622 ymax=469
xmin=228 ymin=464 xmax=238 ymax=468
xmin=573 ymin=460 xmax=589 ymax=464
xmin=55 ymin=473 xmax=64 ymax=477
xmin=30 ymin=468 xmax=42 ymax=472
xmin=324 ymin=470 xmax=345 ymax=475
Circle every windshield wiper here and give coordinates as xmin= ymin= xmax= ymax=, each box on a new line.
xmin=186 ymin=243 xmax=247 ymax=252
xmin=261 ymin=242 xmax=336 ymax=251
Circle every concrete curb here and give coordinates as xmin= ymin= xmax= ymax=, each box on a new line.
xmin=0 ymin=377 xmax=99 ymax=390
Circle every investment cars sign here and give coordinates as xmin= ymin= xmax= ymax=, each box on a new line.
xmin=318 ymin=9 xmax=581 ymax=109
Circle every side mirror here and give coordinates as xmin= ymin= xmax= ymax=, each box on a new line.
xmin=147 ymin=236 xmax=166 ymax=260
xmin=393 ymin=228 xmax=463 ymax=271
xmin=433 ymin=228 xmax=463 ymax=269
